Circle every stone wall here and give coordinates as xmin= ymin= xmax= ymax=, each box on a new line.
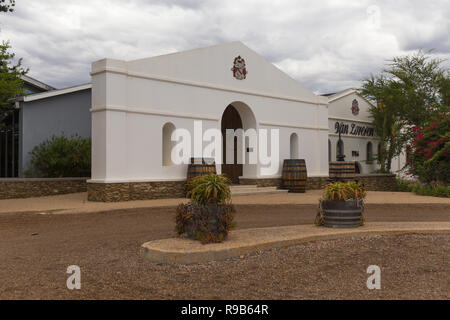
xmin=0 ymin=178 xmax=87 ymax=199
xmin=1 ymin=174 xmax=398 ymax=201
xmin=239 ymin=174 xmax=397 ymax=192
xmin=356 ymin=174 xmax=397 ymax=191
xmin=87 ymin=180 xmax=186 ymax=202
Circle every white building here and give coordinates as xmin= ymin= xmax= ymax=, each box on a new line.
xmin=325 ymin=89 xmax=380 ymax=174
xmin=87 ymin=42 xmax=400 ymax=201
xmin=88 ymin=42 xmax=331 ymax=201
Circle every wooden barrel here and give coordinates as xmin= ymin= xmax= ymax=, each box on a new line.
xmin=281 ymin=159 xmax=307 ymax=193
xmin=329 ymin=161 xmax=356 ymax=182
xmin=186 ymin=157 xmax=217 ymax=181
xmin=321 ymin=200 xmax=362 ymax=228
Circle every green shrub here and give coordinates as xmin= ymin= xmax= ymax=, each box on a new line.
xmin=411 ymin=183 xmax=450 ymax=198
xmin=406 ymin=113 xmax=449 ymax=184
xmin=396 ymin=178 xmax=449 ymax=197
xmin=396 ymin=178 xmax=414 ymax=192
xmin=322 ymin=181 xmax=367 ymax=201
xmin=176 ymin=174 xmax=235 ymax=244
xmin=25 ymin=134 xmax=91 ymax=178
xmin=187 ymin=174 xmax=231 ymax=205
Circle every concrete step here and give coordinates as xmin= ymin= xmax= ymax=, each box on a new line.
xmin=230 ymin=185 xmax=288 ymax=196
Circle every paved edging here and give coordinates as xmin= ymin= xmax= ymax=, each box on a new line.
xmin=141 ymin=222 xmax=450 ymax=265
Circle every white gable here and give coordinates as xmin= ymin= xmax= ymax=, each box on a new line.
xmin=327 ymin=89 xmax=374 ymax=122
xmin=125 ymin=41 xmax=321 ymax=103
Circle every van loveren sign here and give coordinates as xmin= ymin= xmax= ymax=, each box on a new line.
xmin=334 ymin=121 xmax=374 ymax=137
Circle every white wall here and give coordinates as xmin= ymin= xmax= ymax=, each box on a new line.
xmin=90 ymin=42 xmax=329 ymax=183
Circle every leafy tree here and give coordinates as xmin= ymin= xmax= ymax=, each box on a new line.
xmin=0 ymin=41 xmax=28 ymax=125
xmin=360 ymin=50 xmax=449 ymax=173
xmin=0 ymin=0 xmax=15 ymax=13
xmin=360 ymin=76 xmax=406 ymax=172
xmin=387 ymin=51 xmax=448 ymax=129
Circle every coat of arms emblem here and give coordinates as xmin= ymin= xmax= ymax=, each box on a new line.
xmin=351 ymin=99 xmax=359 ymax=115
xmin=231 ymin=56 xmax=247 ymax=80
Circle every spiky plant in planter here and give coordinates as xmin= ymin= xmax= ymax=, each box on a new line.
xmin=315 ymin=181 xmax=367 ymax=228
xmin=176 ymin=174 xmax=236 ymax=244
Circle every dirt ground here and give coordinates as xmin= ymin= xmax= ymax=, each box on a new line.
xmin=1 ymin=190 xmax=449 ymax=215
xmin=0 ymin=203 xmax=449 ymax=299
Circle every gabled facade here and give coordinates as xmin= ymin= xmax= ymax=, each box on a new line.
xmin=89 ymin=41 xmax=329 ymax=201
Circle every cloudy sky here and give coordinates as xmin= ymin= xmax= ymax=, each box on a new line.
xmin=1 ymin=0 xmax=449 ymax=94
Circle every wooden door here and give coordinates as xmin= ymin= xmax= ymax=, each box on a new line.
xmin=221 ymin=105 xmax=243 ymax=184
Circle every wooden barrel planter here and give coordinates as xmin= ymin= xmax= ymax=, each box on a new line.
xmin=281 ymin=159 xmax=307 ymax=193
xmin=321 ymin=200 xmax=362 ymax=228
xmin=329 ymin=161 xmax=356 ymax=182
xmin=186 ymin=158 xmax=217 ymax=197
xmin=186 ymin=157 xmax=217 ymax=181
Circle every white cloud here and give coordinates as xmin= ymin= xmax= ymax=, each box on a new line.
xmin=0 ymin=0 xmax=449 ymax=93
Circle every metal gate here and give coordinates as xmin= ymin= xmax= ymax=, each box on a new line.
xmin=0 ymin=109 xmax=19 ymax=178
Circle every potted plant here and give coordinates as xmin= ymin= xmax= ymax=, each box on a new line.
xmin=315 ymin=181 xmax=366 ymax=228
xmin=175 ymin=174 xmax=236 ymax=244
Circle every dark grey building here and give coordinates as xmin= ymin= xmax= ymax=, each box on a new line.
xmin=0 ymin=76 xmax=92 ymax=177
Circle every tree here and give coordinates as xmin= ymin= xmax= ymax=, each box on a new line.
xmin=359 ymin=50 xmax=449 ymax=173
xmin=0 ymin=41 xmax=28 ymax=125
xmin=387 ymin=50 xmax=447 ymax=129
xmin=360 ymin=76 xmax=406 ymax=172
xmin=0 ymin=0 xmax=15 ymax=13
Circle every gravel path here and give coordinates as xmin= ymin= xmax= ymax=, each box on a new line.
xmin=0 ymin=203 xmax=449 ymax=299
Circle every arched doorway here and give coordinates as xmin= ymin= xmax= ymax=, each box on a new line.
xmin=221 ymin=104 xmax=243 ymax=183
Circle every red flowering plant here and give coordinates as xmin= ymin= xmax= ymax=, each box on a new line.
xmin=406 ymin=113 xmax=450 ymax=184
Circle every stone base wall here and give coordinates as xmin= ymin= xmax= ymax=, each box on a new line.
xmin=87 ymin=180 xmax=186 ymax=202
xmin=0 ymin=178 xmax=87 ymax=199
xmin=356 ymin=174 xmax=397 ymax=191
xmin=240 ymin=174 xmax=397 ymax=192
xmin=85 ymin=174 xmax=397 ymax=202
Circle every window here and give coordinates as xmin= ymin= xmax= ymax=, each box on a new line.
xmin=290 ymin=133 xmax=299 ymax=159
xmin=367 ymin=142 xmax=373 ymax=164
xmin=377 ymin=143 xmax=381 ymax=164
xmin=162 ymin=122 xmax=176 ymax=166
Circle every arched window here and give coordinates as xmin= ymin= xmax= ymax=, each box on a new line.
xmin=290 ymin=133 xmax=299 ymax=159
xmin=162 ymin=122 xmax=176 ymax=166
xmin=377 ymin=143 xmax=381 ymax=164
xmin=337 ymin=140 xmax=344 ymax=160
xmin=328 ymin=139 xmax=331 ymax=162
xmin=367 ymin=142 xmax=373 ymax=163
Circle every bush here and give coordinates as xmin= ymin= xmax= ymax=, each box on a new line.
xmin=25 ymin=134 xmax=91 ymax=178
xmin=176 ymin=174 xmax=236 ymax=244
xmin=322 ymin=181 xmax=367 ymax=201
xmin=396 ymin=178 xmax=414 ymax=192
xmin=396 ymin=178 xmax=449 ymax=197
xmin=187 ymin=174 xmax=231 ymax=205
xmin=411 ymin=182 xmax=450 ymax=198
xmin=175 ymin=202 xmax=236 ymax=244
xmin=406 ymin=113 xmax=450 ymax=184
